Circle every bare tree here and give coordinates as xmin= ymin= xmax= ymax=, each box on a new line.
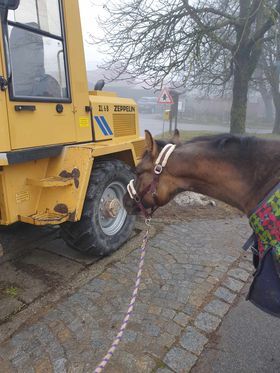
xmin=263 ymin=31 xmax=280 ymax=133
xmin=251 ymin=20 xmax=280 ymax=134
xmin=95 ymin=0 xmax=280 ymax=133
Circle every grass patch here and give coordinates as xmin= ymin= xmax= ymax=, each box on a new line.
xmin=5 ymin=286 xmax=19 ymax=298
xmin=254 ymin=133 xmax=280 ymax=139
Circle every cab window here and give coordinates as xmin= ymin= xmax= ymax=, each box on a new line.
xmin=4 ymin=0 xmax=70 ymax=101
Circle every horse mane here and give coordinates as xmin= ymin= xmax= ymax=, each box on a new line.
xmin=156 ymin=133 xmax=280 ymax=164
xmin=186 ymin=133 xmax=256 ymax=150
xmin=156 ymin=133 xmax=258 ymax=150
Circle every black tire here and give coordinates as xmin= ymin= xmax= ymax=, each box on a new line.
xmin=61 ymin=160 xmax=136 ymax=256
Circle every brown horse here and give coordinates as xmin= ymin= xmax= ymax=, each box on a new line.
xmin=125 ymin=130 xmax=280 ymax=215
xmin=125 ymin=130 xmax=280 ymax=316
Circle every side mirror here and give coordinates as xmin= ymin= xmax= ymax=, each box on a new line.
xmin=0 ymin=0 xmax=20 ymax=10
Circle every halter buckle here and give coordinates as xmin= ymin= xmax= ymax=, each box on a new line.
xmin=154 ymin=164 xmax=163 ymax=175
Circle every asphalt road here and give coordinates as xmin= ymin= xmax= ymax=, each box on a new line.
xmin=139 ymin=114 xmax=272 ymax=137
xmin=192 ymin=284 xmax=280 ymax=373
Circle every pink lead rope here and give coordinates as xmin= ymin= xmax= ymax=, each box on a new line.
xmin=93 ymin=227 xmax=150 ymax=373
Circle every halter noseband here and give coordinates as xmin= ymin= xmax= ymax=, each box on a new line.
xmin=127 ymin=143 xmax=176 ymax=219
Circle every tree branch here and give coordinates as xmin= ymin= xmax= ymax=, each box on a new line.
xmin=249 ymin=0 xmax=280 ymax=48
xmin=182 ymin=0 xmax=235 ymax=51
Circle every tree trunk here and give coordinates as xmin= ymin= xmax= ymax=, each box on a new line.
xmin=259 ymin=84 xmax=273 ymax=123
xmin=269 ymin=67 xmax=280 ymax=134
xmin=273 ymin=102 xmax=280 ymax=134
xmin=272 ymin=85 xmax=280 ymax=134
xmin=230 ymin=1 xmax=265 ymax=134
xmin=230 ymin=65 xmax=249 ymax=134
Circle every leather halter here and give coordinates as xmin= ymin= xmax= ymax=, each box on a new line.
xmin=127 ymin=143 xmax=176 ymax=219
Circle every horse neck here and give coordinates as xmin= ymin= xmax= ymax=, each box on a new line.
xmin=170 ymin=141 xmax=280 ymax=215
xmin=246 ymin=140 xmax=280 ymax=210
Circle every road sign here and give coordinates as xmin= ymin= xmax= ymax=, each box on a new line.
xmin=158 ymin=88 xmax=174 ymax=104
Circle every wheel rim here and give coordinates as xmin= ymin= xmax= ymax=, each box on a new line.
xmin=98 ymin=181 xmax=128 ymax=236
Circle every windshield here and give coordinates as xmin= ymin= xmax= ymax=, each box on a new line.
xmin=3 ymin=0 xmax=70 ymax=101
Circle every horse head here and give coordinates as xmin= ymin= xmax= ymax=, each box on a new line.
xmin=124 ymin=129 xmax=182 ymax=215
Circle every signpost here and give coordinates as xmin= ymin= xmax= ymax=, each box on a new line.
xmin=159 ymin=88 xmax=186 ymax=134
xmin=158 ymin=88 xmax=174 ymax=105
xmin=158 ymin=88 xmax=174 ymax=136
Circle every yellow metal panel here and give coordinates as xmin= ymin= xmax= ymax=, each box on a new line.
xmin=0 ymin=25 xmax=11 ymax=152
xmin=80 ymin=139 xmax=145 ymax=164
xmin=132 ymin=139 xmax=146 ymax=159
xmin=90 ymin=95 xmax=139 ymax=141
xmin=63 ymin=0 xmax=93 ymax=143
xmin=113 ymin=114 xmax=136 ymax=137
xmin=0 ymin=147 xmax=93 ymax=225
xmin=8 ymin=104 xmax=77 ymax=149
xmin=36 ymin=146 xmax=93 ymax=221
xmin=26 ymin=176 xmax=73 ymax=188
xmin=0 ymin=172 xmax=8 ymax=224
xmin=163 ymin=109 xmax=171 ymax=121
xmin=20 ymin=211 xmax=69 ymax=225
xmin=83 ymin=141 xmax=135 ymax=160
xmin=0 ymin=159 xmax=49 ymax=224
xmin=90 ymin=91 xmax=117 ymax=97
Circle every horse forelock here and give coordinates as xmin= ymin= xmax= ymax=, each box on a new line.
xmin=155 ymin=139 xmax=169 ymax=150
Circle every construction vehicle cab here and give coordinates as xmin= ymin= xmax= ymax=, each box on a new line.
xmin=0 ymin=0 xmax=144 ymax=256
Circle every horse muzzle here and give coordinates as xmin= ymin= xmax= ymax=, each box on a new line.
xmin=126 ymin=179 xmax=159 ymax=219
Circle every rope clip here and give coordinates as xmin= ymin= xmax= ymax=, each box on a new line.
xmin=145 ymin=217 xmax=152 ymax=227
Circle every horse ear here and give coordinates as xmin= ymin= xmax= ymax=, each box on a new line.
xmin=145 ymin=130 xmax=158 ymax=158
xmin=171 ymin=129 xmax=181 ymax=145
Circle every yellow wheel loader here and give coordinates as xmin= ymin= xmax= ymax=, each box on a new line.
xmin=0 ymin=0 xmax=145 ymax=256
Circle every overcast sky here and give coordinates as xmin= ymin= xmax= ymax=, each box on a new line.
xmin=78 ymin=0 xmax=106 ymax=71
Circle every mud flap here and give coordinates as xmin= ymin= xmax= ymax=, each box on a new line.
xmin=247 ymin=247 xmax=280 ymax=318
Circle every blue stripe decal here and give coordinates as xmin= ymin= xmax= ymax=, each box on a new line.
xmin=100 ymin=116 xmax=113 ymax=135
xmin=94 ymin=116 xmax=108 ymax=135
